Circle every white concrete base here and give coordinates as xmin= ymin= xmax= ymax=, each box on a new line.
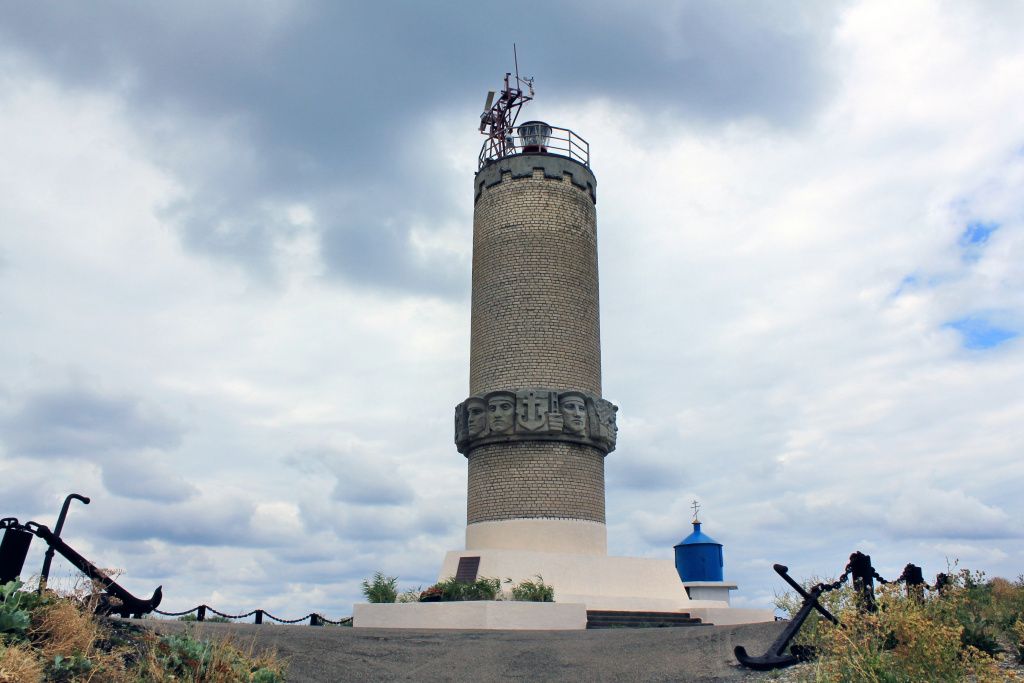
xmin=353 ymin=601 xmax=587 ymax=630
xmin=440 ymin=549 xmax=692 ymax=612
xmin=683 ymin=581 xmax=738 ymax=603
xmin=466 ymin=519 xmax=607 ymax=555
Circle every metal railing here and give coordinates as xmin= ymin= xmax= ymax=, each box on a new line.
xmin=478 ymin=125 xmax=590 ymax=170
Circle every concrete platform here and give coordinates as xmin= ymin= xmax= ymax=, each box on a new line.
xmin=354 ymin=601 xmax=587 ymax=630
xmin=440 ymin=549 xmax=694 ymax=612
xmin=139 ymin=618 xmax=789 ymax=682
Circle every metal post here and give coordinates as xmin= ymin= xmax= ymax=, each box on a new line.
xmin=848 ymin=551 xmax=875 ymax=612
xmin=197 ymin=606 xmax=206 ymax=622
xmin=310 ymin=614 xmax=321 ymax=626
xmin=38 ymin=493 xmax=90 ymax=591
xmin=255 ymin=609 xmax=263 ymax=625
xmin=901 ymin=563 xmax=925 ymax=602
xmin=1 ymin=526 xmax=34 ymax=584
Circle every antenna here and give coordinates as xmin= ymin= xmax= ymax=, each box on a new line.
xmin=477 ymin=47 xmax=535 ymax=161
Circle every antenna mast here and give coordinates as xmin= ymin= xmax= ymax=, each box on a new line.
xmin=478 ymin=45 xmax=534 ymax=163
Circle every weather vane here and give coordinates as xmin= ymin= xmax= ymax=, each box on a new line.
xmin=691 ymin=499 xmax=701 ymax=523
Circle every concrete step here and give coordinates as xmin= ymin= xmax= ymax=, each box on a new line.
xmin=586 ymin=610 xmax=705 ymax=629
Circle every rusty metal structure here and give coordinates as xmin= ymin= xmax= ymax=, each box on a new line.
xmin=0 ymin=517 xmax=162 ymax=618
xmin=476 ymin=48 xmax=589 ymax=170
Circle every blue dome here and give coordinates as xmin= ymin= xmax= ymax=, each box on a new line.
xmin=673 ymin=522 xmax=724 ymax=582
xmin=674 ymin=522 xmax=721 ymax=548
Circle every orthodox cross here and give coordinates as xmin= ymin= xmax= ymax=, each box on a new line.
xmin=691 ymin=499 xmax=701 ymax=523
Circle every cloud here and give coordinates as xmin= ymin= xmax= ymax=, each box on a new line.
xmin=0 ymin=1 xmax=842 ymax=291
xmin=885 ymin=488 xmax=1015 ymax=540
xmin=1 ymin=387 xmax=183 ymax=459
xmin=100 ymin=453 xmax=198 ymax=503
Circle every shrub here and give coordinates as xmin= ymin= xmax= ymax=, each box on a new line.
xmin=396 ymin=587 xmax=422 ymax=603
xmin=1014 ymin=618 xmax=1024 ymax=663
xmin=178 ymin=613 xmax=232 ymax=623
xmin=421 ymin=577 xmax=503 ymax=602
xmin=145 ymin=631 xmax=285 ymax=682
xmin=0 ymin=579 xmax=287 ymax=681
xmin=0 ymin=641 xmax=44 ymax=681
xmin=361 ymin=572 xmax=399 ymax=603
xmin=509 ymin=575 xmax=555 ymax=602
xmin=792 ymin=571 xmax=1007 ymax=682
xmin=0 ymin=579 xmax=46 ymax=643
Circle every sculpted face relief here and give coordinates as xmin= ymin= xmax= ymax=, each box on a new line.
xmin=559 ymin=394 xmax=588 ymax=435
xmin=466 ymin=397 xmax=487 ymax=437
xmin=454 ymin=390 xmax=617 ymax=454
xmin=487 ymin=394 xmax=515 ymax=434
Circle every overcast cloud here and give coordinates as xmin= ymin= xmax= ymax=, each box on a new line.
xmin=1 ymin=1 xmax=1022 ymax=617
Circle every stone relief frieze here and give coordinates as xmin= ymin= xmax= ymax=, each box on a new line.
xmin=455 ymin=389 xmax=618 ymax=455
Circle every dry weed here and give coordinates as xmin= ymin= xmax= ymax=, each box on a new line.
xmin=0 ymin=642 xmax=43 ymax=683
xmin=30 ymin=601 xmax=96 ymax=661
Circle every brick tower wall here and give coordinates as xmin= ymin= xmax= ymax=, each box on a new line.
xmin=467 ymin=154 xmax=606 ymax=524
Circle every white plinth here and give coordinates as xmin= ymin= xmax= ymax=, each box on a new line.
xmin=354 ymin=601 xmax=587 ymax=630
xmin=440 ymin=549 xmax=693 ymax=612
xmin=683 ymin=581 xmax=738 ymax=603
xmin=466 ymin=519 xmax=607 ymax=555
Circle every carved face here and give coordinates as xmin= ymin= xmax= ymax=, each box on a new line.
xmin=466 ymin=398 xmax=487 ymax=437
xmin=487 ymin=395 xmax=515 ymax=434
xmin=560 ymin=395 xmax=588 ymax=435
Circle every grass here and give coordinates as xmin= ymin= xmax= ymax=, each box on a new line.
xmin=0 ymin=579 xmax=287 ymax=682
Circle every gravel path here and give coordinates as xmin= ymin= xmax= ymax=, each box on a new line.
xmin=140 ymin=619 xmax=789 ymax=682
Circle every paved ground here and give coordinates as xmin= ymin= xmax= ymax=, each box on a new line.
xmin=139 ymin=620 xmax=787 ymax=682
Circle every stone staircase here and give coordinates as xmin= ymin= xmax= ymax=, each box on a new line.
xmin=585 ymin=610 xmax=706 ymax=629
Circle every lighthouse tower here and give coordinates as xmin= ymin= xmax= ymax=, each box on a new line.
xmin=454 ymin=88 xmax=614 ymax=558
xmin=441 ymin=70 xmax=689 ymax=611
xmin=355 ymin=67 xmax=776 ymax=627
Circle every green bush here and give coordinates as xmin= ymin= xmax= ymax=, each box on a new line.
xmin=423 ymin=577 xmax=503 ymax=602
xmin=0 ymin=579 xmax=47 ymax=643
xmin=396 ymin=587 xmax=422 ymax=603
xmin=509 ymin=575 xmax=555 ymax=602
xmin=361 ymin=571 xmax=399 ymax=603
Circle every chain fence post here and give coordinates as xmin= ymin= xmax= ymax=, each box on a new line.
xmin=197 ymin=605 xmax=206 ymax=622
xmin=848 ymin=551 xmax=876 ymax=612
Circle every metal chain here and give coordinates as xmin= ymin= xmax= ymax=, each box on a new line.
xmin=811 ymin=566 xmax=852 ymax=594
xmin=207 ymin=606 xmax=258 ymax=620
xmin=154 ymin=607 xmax=199 ymax=617
xmin=317 ymin=615 xmax=353 ymax=625
xmin=262 ymin=611 xmax=314 ymax=624
xmin=154 ymin=605 xmax=348 ymax=624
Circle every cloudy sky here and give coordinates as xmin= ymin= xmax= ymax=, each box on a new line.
xmin=1 ymin=0 xmax=1022 ymax=619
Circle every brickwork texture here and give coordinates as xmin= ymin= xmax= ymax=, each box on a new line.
xmin=467 ymin=442 xmax=606 ymax=523
xmin=467 ymin=155 xmax=607 ymax=525
xmin=470 ymin=162 xmax=601 ymax=396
